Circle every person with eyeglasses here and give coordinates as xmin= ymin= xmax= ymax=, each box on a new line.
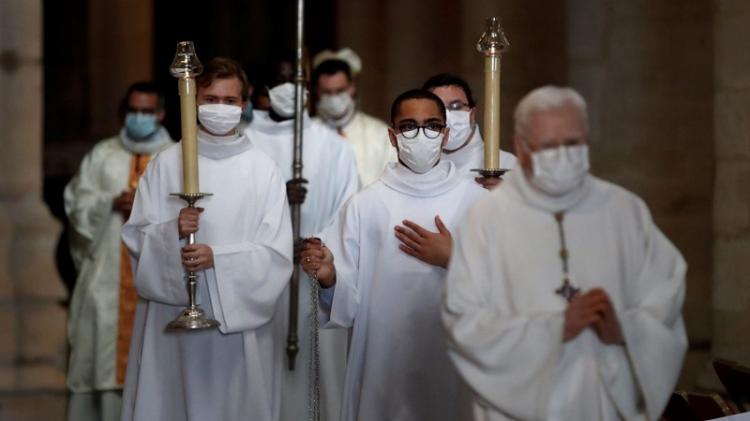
xmin=64 ymin=81 xmax=173 ymax=421
xmin=423 ymin=73 xmax=517 ymax=190
xmin=298 ymin=89 xmax=487 ymax=421
xmin=443 ymin=86 xmax=686 ymax=421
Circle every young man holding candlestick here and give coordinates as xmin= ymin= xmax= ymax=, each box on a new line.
xmin=121 ymin=57 xmax=293 ymax=421
xmin=299 ymin=89 xmax=487 ymax=421
xmin=423 ymin=73 xmax=517 ymax=189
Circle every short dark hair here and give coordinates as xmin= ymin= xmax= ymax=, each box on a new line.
xmin=311 ymin=59 xmax=352 ymax=93
xmin=118 ymin=81 xmax=164 ymax=119
xmin=422 ymin=73 xmax=476 ymax=108
xmin=390 ymin=89 xmax=447 ymax=125
xmin=196 ymin=57 xmax=250 ymax=101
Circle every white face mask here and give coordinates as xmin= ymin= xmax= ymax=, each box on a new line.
xmin=317 ymin=92 xmax=355 ymax=122
xmin=198 ymin=103 xmax=242 ymax=135
xmin=444 ymin=110 xmax=473 ymax=151
xmin=396 ymin=129 xmax=444 ymax=174
xmin=269 ymin=82 xmax=308 ymax=118
xmin=530 ymin=144 xmax=590 ymax=196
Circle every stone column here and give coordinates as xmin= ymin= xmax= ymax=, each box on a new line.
xmin=711 ymin=0 xmax=750 ymax=369
xmin=0 ymin=0 xmax=68 ymax=419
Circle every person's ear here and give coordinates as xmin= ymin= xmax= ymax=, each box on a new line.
xmin=470 ymin=107 xmax=477 ymax=125
xmin=156 ymin=109 xmax=166 ymax=123
xmin=348 ymin=82 xmax=356 ymax=97
xmin=242 ymin=100 xmax=249 ymax=112
xmin=388 ymin=127 xmax=398 ymax=148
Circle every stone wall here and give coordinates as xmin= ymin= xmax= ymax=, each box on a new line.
xmin=0 ymin=0 xmax=68 ymax=418
xmin=711 ymin=0 xmax=750 ymax=375
xmin=336 ymin=0 xmax=567 ymax=146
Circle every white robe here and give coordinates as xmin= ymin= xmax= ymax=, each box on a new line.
xmin=316 ymin=110 xmax=397 ymax=188
xmin=443 ymin=168 xmax=687 ymax=421
xmin=120 ymin=132 xmax=293 ymax=421
xmin=442 ymin=127 xmax=517 ymax=180
xmin=65 ymin=129 xmax=172 ymax=421
xmin=319 ymin=161 xmax=487 ymax=421
xmin=246 ymin=112 xmax=359 ymax=421
xmin=65 ymin=129 xmax=172 ymax=392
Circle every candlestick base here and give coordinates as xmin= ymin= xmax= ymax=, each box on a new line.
xmin=472 ymin=168 xmax=510 ymax=178
xmin=166 ymin=305 xmax=221 ymax=331
xmin=165 ymin=191 xmax=220 ymax=332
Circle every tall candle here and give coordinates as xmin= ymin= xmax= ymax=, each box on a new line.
xmin=483 ymin=54 xmax=501 ymax=169
xmin=477 ymin=17 xmax=509 ymax=172
xmin=179 ymin=77 xmax=199 ymax=194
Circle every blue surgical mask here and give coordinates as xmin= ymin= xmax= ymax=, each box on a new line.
xmin=241 ymin=102 xmax=254 ymax=122
xmin=124 ymin=112 xmax=158 ymax=139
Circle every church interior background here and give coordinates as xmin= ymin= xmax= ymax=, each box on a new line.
xmin=1 ymin=0 xmax=748 ymax=418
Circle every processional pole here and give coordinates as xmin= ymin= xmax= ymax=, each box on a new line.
xmin=287 ymin=0 xmax=305 ymax=370
xmin=473 ymin=17 xmax=511 ymax=178
xmin=286 ymin=0 xmax=321 ymax=418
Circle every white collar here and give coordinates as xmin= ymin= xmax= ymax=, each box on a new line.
xmin=380 ymin=160 xmax=461 ymax=198
xmin=506 ymin=165 xmax=593 ymax=213
xmin=119 ymin=126 xmax=173 ymax=155
xmin=196 ymin=130 xmax=252 ymax=160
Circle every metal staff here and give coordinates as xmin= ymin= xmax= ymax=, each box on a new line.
xmin=287 ymin=0 xmax=305 ymax=371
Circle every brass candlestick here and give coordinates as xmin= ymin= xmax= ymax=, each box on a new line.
xmin=473 ymin=17 xmax=510 ymax=178
xmin=165 ymin=42 xmax=220 ymax=332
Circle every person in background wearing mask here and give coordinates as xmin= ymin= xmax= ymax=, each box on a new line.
xmin=443 ymin=86 xmax=686 ymax=421
xmin=64 ymin=81 xmax=173 ymax=421
xmin=238 ymin=80 xmax=255 ymax=132
xmin=299 ymin=89 xmax=486 ymax=421
xmin=423 ymin=73 xmax=516 ymax=189
xmin=312 ymin=48 xmax=396 ymax=187
xmin=246 ymin=74 xmax=359 ymax=421
xmin=120 ymin=57 xmax=294 ymax=421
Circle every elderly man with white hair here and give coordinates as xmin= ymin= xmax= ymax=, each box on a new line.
xmin=442 ymin=86 xmax=687 ymax=421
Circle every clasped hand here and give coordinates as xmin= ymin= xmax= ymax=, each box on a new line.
xmin=563 ymin=288 xmax=624 ymax=345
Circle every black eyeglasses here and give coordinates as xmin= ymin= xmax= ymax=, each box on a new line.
xmin=396 ymin=122 xmax=446 ymax=139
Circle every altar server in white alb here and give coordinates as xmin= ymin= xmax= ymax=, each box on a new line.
xmin=65 ymin=81 xmax=173 ymax=421
xmin=312 ymin=48 xmax=396 ymax=187
xmin=120 ymin=57 xmax=293 ymax=421
xmin=423 ymin=74 xmax=516 ymax=189
xmin=443 ymin=86 xmax=687 ymax=421
xmin=300 ymin=89 xmax=487 ymax=421
xmin=246 ymin=77 xmax=359 ymax=421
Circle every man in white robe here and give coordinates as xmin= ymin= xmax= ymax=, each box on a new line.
xmin=312 ymin=49 xmax=396 ymax=187
xmin=423 ymin=74 xmax=516 ymax=189
xmin=65 ymin=81 xmax=173 ymax=421
xmin=120 ymin=58 xmax=293 ymax=421
xmin=300 ymin=89 xmax=487 ymax=421
xmin=443 ymin=86 xmax=687 ymax=421
xmin=246 ymin=80 xmax=359 ymax=421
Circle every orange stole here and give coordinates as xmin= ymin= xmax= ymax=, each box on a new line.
xmin=116 ymin=154 xmax=151 ymax=385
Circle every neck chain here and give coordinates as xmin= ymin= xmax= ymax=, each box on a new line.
xmin=554 ymin=212 xmax=580 ymax=302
